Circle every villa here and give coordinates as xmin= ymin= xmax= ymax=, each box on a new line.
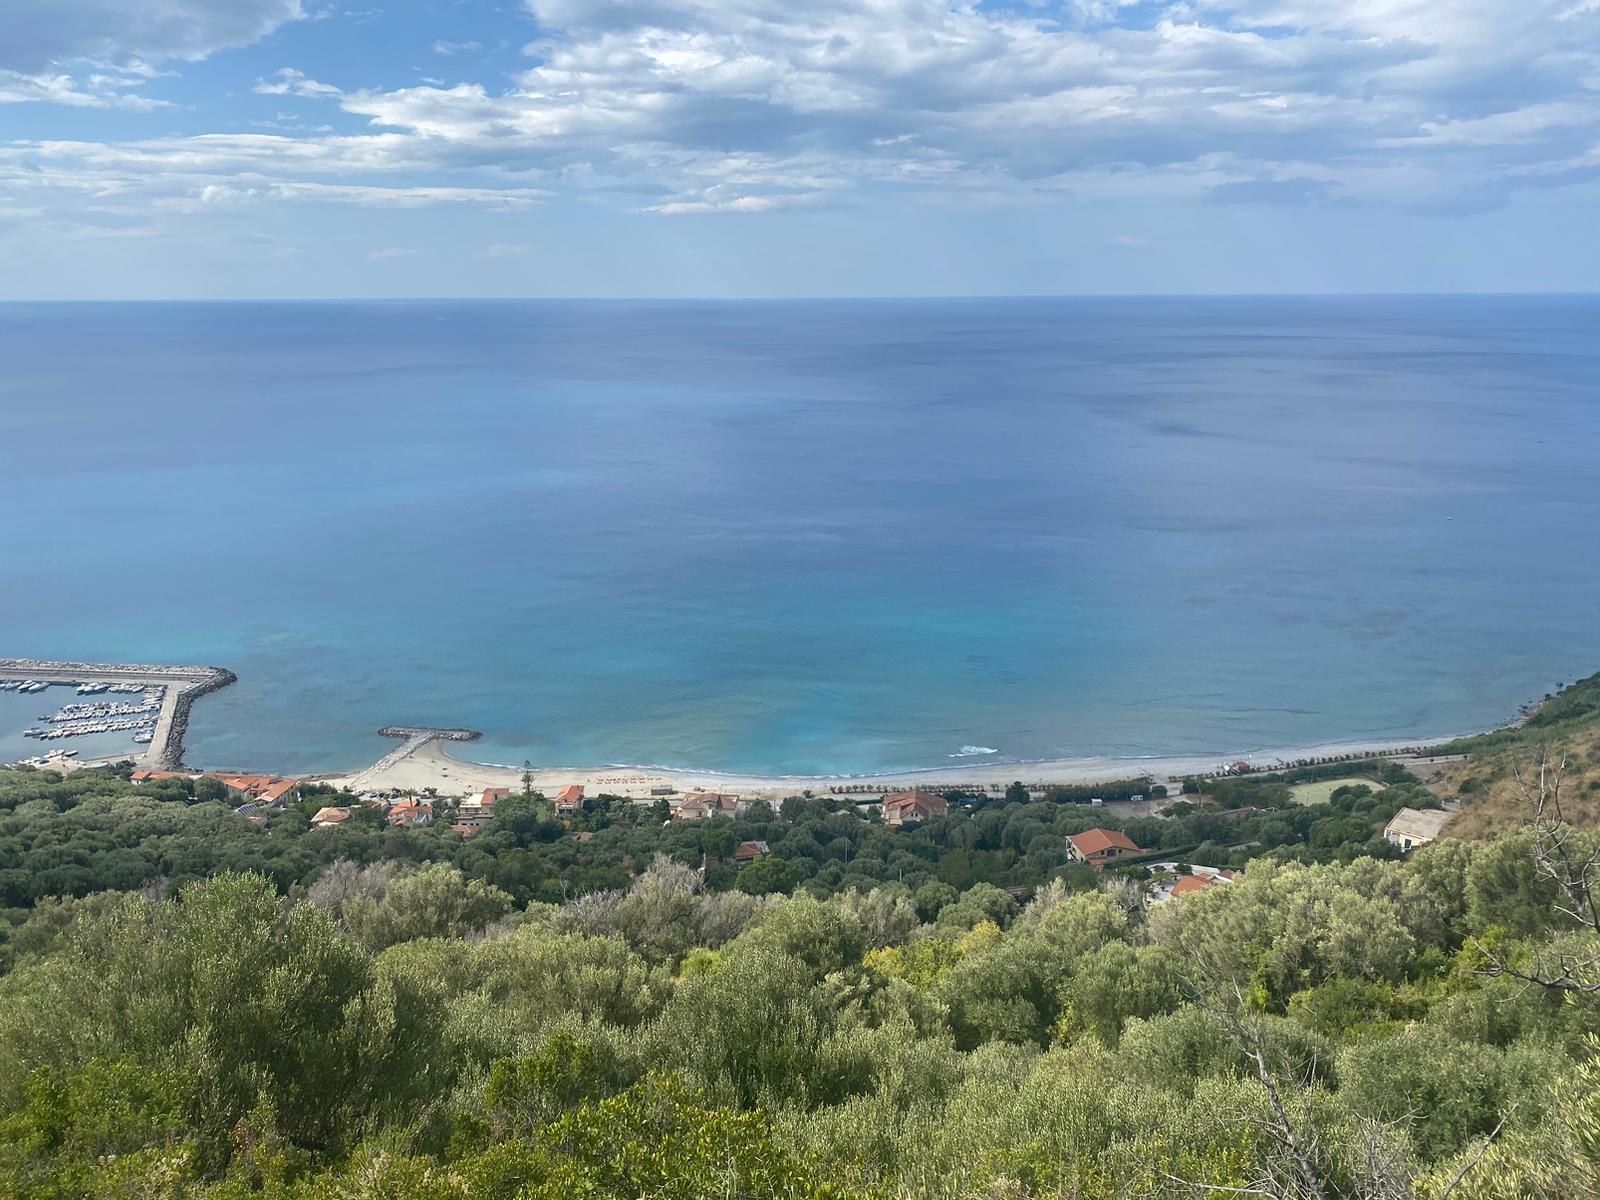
xmin=881 ymin=789 xmax=949 ymax=826
xmin=1066 ymin=827 xmax=1145 ymax=867
xmin=676 ymin=792 xmax=742 ymax=820
xmin=460 ymin=787 xmax=509 ymax=818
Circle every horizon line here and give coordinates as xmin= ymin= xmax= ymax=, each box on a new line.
xmin=2 ymin=289 xmax=1598 ymax=305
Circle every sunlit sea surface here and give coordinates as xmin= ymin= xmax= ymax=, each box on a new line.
xmin=2 ymin=297 xmax=1596 ymax=775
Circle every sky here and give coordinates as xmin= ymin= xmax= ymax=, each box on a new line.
xmin=2 ymin=0 xmax=1599 ymax=298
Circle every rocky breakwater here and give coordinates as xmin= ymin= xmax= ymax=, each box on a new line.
xmin=159 ymin=667 xmax=238 ymax=769
xmin=377 ymin=726 xmax=482 ymax=742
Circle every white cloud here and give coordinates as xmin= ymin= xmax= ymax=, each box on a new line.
xmin=260 ymin=0 xmax=1592 ymax=213
xmin=4 ymin=0 xmax=306 ymax=72
xmin=641 ymin=194 xmax=785 ymax=214
xmin=0 ymin=66 xmax=173 ymax=108
xmin=5 ymin=0 xmax=1600 ymax=221
xmin=254 ymin=67 xmax=343 ymax=98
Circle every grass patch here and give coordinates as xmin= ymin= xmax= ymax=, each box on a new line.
xmin=1289 ymin=778 xmax=1373 ymax=807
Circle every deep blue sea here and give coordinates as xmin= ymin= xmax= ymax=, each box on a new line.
xmin=1 ymin=297 xmax=1597 ymax=775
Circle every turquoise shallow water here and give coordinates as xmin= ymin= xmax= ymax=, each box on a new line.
xmin=1 ymin=297 xmax=1597 ymax=775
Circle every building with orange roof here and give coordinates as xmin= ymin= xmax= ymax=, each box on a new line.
xmin=674 ymin=792 xmax=743 ymax=820
xmin=1066 ymin=827 xmax=1145 ymax=867
xmin=881 ymin=789 xmax=949 ymax=826
xmin=386 ymin=801 xmax=433 ymax=828
xmin=461 ymin=787 xmax=509 ymax=818
xmin=311 ymin=806 xmax=351 ymax=828
xmin=1169 ymin=875 xmax=1213 ymax=898
xmin=554 ymin=784 xmax=585 ymax=814
xmin=255 ymin=778 xmax=300 ymax=806
xmin=200 ymin=773 xmax=301 ymax=808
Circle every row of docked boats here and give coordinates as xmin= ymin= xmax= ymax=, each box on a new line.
xmin=21 ymin=689 xmax=165 ymax=744
xmin=44 ymin=696 xmax=162 ymax=722
xmin=1 ymin=679 xmax=154 ymax=695
xmin=25 ymin=717 xmax=158 ymax=742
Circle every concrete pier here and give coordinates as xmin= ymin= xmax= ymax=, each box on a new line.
xmin=0 ymin=658 xmax=235 ymax=770
xmin=344 ymin=725 xmax=483 ymax=792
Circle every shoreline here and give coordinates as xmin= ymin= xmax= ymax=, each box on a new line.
xmin=318 ymin=730 xmax=1469 ymax=800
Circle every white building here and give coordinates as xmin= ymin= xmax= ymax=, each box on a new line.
xmin=1384 ymin=807 xmax=1452 ymax=852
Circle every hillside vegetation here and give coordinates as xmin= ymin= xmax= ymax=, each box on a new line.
xmin=1434 ymin=671 xmax=1600 ymax=837
xmin=0 ymin=753 xmax=1597 ymax=1196
xmin=1 ymin=834 xmax=1598 ymax=1197
xmin=4 ymin=677 xmax=1600 ymax=1197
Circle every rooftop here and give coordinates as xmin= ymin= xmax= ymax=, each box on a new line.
xmin=1386 ymin=807 xmax=1452 ymax=842
xmin=1069 ymin=827 xmax=1143 ymax=857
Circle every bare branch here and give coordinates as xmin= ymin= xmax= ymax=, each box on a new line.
xmin=1435 ymin=1114 xmax=1508 ymax=1200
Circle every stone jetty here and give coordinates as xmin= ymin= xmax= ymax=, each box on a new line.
xmin=342 ymin=725 xmax=483 ymax=792
xmin=377 ymin=725 xmax=482 ymax=742
xmin=0 ymin=658 xmax=235 ymax=770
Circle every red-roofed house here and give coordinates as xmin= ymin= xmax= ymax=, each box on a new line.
xmin=881 ymin=790 xmax=949 ymax=826
xmin=386 ymin=801 xmax=434 ymax=828
xmin=256 ymin=778 xmax=300 ymax=807
xmin=675 ymin=792 xmax=743 ymax=821
xmin=212 ymin=773 xmax=301 ymax=808
xmin=311 ymin=806 xmax=351 ymax=828
xmin=1170 ymin=875 xmax=1213 ymax=898
xmin=554 ymin=785 xmax=586 ymax=814
xmin=1066 ymin=827 xmax=1145 ymax=867
xmin=733 ymin=839 xmax=770 ymax=864
xmin=461 ymin=787 xmax=509 ymax=818
xmin=130 ymin=770 xmax=194 ymax=783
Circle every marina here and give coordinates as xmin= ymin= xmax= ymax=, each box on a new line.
xmin=8 ymin=683 xmax=166 ymax=745
xmin=0 ymin=660 xmax=235 ymax=769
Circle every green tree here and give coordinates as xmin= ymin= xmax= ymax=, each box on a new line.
xmin=702 ymin=826 xmax=738 ymax=863
xmin=737 ymin=855 xmax=797 ymax=896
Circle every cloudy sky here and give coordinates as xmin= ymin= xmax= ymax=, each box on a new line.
xmin=3 ymin=0 xmax=1598 ymax=297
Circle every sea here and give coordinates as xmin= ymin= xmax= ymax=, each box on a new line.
xmin=1 ymin=297 xmax=1597 ymax=776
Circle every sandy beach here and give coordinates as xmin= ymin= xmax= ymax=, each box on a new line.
xmin=318 ymin=734 xmax=1460 ymax=801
